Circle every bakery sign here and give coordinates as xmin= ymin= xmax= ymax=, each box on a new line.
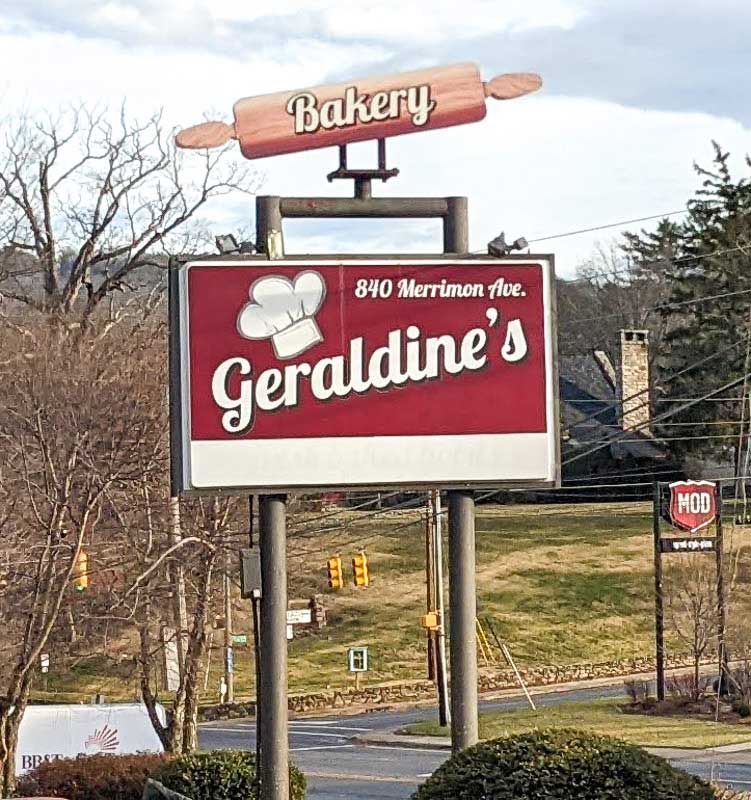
xmin=669 ymin=480 xmax=718 ymax=533
xmin=175 ymin=63 xmax=542 ymax=159
xmin=171 ymin=258 xmax=558 ymax=492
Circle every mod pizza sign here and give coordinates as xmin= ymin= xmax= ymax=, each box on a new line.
xmin=669 ymin=480 xmax=718 ymax=533
xmin=171 ymin=258 xmax=558 ymax=492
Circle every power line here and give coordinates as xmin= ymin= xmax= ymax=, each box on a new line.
xmin=287 ymin=490 xmax=403 ymax=532
xmin=552 ymin=242 xmax=749 ymax=286
xmin=655 ymin=397 xmax=747 ymax=403
xmin=564 ymin=370 xmax=751 ymax=468
xmin=528 ymin=209 xmax=692 ymax=244
xmin=561 ymin=335 xmax=746 ymax=437
xmin=566 ymin=285 xmax=751 ymax=327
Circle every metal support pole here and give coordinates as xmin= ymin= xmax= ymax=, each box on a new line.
xmin=256 ymin=196 xmax=283 ymax=254
xmin=252 ymin=591 xmax=262 ymax=792
xmin=259 ymin=495 xmax=289 ymax=800
xmin=653 ymin=482 xmax=665 ymax=702
xmin=448 ymin=490 xmax=478 ymax=752
xmin=443 ymin=197 xmax=469 ymax=254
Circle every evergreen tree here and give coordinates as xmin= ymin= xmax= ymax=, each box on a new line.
xmin=624 ymin=142 xmax=751 ymax=464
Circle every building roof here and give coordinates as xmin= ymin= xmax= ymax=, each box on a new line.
xmin=559 ymin=354 xmax=668 ymax=466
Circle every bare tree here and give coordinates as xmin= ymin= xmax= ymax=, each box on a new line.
xmin=0 ymin=105 xmax=255 ymax=327
xmin=665 ymin=556 xmax=717 ymax=702
xmin=557 ymin=243 xmax=672 ymax=361
xmin=0 ymin=320 xmax=166 ymax=796
xmin=100 ymin=472 xmax=240 ymax=754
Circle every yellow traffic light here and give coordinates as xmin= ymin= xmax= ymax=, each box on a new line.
xmin=74 ymin=549 xmax=89 ymax=593
xmin=327 ymin=556 xmax=343 ymax=590
xmin=352 ymin=551 xmax=369 ymax=588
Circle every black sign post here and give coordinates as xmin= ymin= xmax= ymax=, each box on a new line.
xmin=652 ymin=482 xmax=666 ymax=702
xmin=653 ymin=479 xmax=726 ymax=704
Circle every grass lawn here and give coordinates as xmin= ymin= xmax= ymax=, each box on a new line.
xmin=404 ymin=698 xmax=751 ymax=749
xmin=36 ymin=501 xmax=751 ymax=702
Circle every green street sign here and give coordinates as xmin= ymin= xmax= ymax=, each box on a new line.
xmin=232 ymin=634 xmax=248 ymax=646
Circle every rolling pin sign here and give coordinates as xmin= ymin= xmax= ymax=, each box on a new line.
xmin=175 ymin=62 xmax=542 ymax=160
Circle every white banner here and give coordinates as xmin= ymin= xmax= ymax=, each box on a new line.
xmin=16 ymin=703 xmax=165 ymax=775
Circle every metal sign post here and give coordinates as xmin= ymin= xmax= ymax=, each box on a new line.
xmin=653 ymin=479 xmax=726 ymax=703
xmin=652 ymin=482 xmax=666 ymax=702
xmin=254 ymin=185 xmax=484 ymax=755
xmin=258 ymin=495 xmax=288 ymax=800
xmin=448 ymin=490 xmax=478 ymax=750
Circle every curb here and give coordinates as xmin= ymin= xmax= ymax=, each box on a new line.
xmin=351 ymin=732 xmax=451 ymax=750
xmin=351 ymin=733 xmax=751 ymax=759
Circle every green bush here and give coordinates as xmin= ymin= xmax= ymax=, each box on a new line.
xmin=412 ymin=729 xmax=715 ymax=800
xmin=15 ymin=752 xmax=169 ymax=800
xmin=151 ymin=750 xmax=306 ymax=800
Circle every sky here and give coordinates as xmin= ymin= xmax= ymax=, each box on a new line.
xmin=1 ymin=0 xmax=750 ymax=277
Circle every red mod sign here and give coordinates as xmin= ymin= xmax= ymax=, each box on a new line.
xmin=669 ymin=480 xmax=717 ymax=533
xmin=173 ymin=259 xmax=558 ymax=492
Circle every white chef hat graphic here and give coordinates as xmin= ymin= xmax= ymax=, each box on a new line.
xmin=237 ymin=270 xmax=326 ymax=359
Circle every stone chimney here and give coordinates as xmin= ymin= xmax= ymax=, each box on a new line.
xmin=620 ymin=330 xmax=651 ymax=434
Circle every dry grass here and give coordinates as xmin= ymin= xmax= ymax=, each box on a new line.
xmin=39 ymin=501 xmax=751 ymax=703
xmin=405 ymin=698 xmax=751 ymax=749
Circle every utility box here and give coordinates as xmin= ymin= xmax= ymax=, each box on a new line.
xmin=240 ymin=548 xmax=261 ymax=598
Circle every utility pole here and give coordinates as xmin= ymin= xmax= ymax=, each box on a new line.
xmin=716 ymin=487 xmax=728 ymax=681
xmin=224 ymin=545 xmax=235 ymax=704
xmin=167 ymin=496 xmax=189 ymax=675
xmin=433 ymin=489 xmax=450 ymax=728
xmin=425 ymin=499 xmax=436 ymax=681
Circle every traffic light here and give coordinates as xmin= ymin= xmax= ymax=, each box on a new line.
xmin=74 ymin=549 xmax=88 ymax=592
xmin=352 ymin=551 xmax=369 ymax=588
xmin=327 ymin=556 xmax=343 ymax=590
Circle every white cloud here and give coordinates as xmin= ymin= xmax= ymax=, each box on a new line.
xmin=317 ymin=0 xmax=586 ymax=42
xmin=2 ymin=0 xmax=586 ymax=54
xmin=246 ymin=97 xmax=751 ymax=275
xmin=1 ymin=2 xmax=750 ymax=278
xmin=0 ymin=28 xmax=387 ymax=118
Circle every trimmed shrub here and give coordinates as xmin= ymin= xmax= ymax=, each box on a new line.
xmin=151 ymin=750 xmax=306 ymax=800
xmin=16 ymin=752 xmax=169 ymax=800
xmin=412 ymin=729 xmax=716 ymax=800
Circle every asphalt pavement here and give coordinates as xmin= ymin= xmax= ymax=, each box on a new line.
xmin=198 ymin=685 xmax=751 ymax=799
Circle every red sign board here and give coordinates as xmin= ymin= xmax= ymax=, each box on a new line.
xmin=175 ymin=63 xmax=542 ymax=159
xmin=172 ymin=259 xmax=558 ymax=492
xmin=669 ymin=480 xmax=717 ymax=533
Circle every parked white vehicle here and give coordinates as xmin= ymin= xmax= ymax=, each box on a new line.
xmin=16 ymin=703 xmax=165 ymax=775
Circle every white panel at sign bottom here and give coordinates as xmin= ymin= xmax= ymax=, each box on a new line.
xmin=16 ymin=703 xmax=166 ymax=775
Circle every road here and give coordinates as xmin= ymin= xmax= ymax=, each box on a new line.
xmin=199 ymin=686 xmax=751 ymax=799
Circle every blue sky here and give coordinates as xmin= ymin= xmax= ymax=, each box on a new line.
xmin=2 ymin=0 xmax=750 ymax=276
